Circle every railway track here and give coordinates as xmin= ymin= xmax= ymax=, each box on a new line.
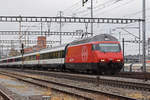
xmin=4 ymin=68 xmax=150 ymax=92
xmin=117 ymin=72 xmax=150 ymax=80
xmin=0 ymin=83 xmax=24 ymax=100
xmin=0 ymin=68 xmax=138 ymax=100
xmin=6 ymin=68 xmax=150 ymax=80
xmin=0 ymin=90 xmax=12 ymax=100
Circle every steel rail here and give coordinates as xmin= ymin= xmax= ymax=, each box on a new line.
xmin=0 ymin=90 xmax=13 ymax=100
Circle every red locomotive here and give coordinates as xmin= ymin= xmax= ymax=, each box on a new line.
xmin=65 ymin=34 xmax=124 ymax=74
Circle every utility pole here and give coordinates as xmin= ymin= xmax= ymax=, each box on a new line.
xmin=41 ymin=22 xmax=43 ymax=36
xmin=19 ymin=21 xmax=22 ymax=47
xmin=59 ymin=11 xmax=63 ymax=45
xmin=82 ymin=0 xmax=92 ymax=36
xmin=139 ymin=22 xmax=141 ymax=63
xmin=142 ymin=0 xmax=146 ymax=72
xmin=122 ymin=38 xmax=125 ymax=72
xmin=11 ymin=40 xmax=13 ymax=49
xmin=21 ymin=43 xmax=24 ymax=70
xmin=91 ymin=0 xmax=93 ymax=36
xmin=119 ymin=32 xmax=121 ymax=41
xmin=47 ymin=22 xmax=51 ymax=37
xmin=85 ymin=23 xmax=88 ymax=37
xmin=19 ymin=15 xmax=22 ymax=50
xmin=2 ymin=43 xmax=4 ymax=57
xmin=0 ymin=35 xmax=1 ymax=59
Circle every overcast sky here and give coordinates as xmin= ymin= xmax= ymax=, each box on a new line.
xmin=0 ymin=0 xmax=77 ymax=16
xmin=0 ymin=0 xmax=150 ymax=55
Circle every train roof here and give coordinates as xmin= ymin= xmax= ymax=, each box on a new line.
xmin=39 ymin=44 xmax=66 ymax=54
xmin=0 ymin=44 xmax=67 ymax=61
xmin=69 ymin=34 xmax=118 ymax=46
xmin=22 ymin=44 xmax=66 ymax=57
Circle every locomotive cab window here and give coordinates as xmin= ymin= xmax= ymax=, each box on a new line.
xmin=93 ymin=43 xmax=121 ymax=52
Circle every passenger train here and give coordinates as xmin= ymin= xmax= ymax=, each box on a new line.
xmin=0 ymin=34 xmax=124 ymax=74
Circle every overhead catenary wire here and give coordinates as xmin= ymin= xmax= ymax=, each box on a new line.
xmin=63 ymin=0 xmax=83 ymax=16
xmin=63 ymin=0 xmax=119 ymax=17
xmin=73 ymin=0 xmax=113 ymax=16
xmin=63 ymin=0 xmax=134 ymax=17
xmin=74 ymin=0 xmax=120 ymax=17
xmin=86 ymin=0 xmax=127 ymax=17
xmin=122 ymin=8 xmax=150 ymax=18
xmin=63 ymin=0 xmax=81 ymax=12
xmin=94 ymin=0 xmax=123 ymax=12
xmin=77 ymin=0 xmax=135 ymax=17
xmin=94 ymin=0 xmax=135 ymax=17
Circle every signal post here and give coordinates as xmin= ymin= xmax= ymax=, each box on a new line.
xmin=21 ymin=43 xmax=24 ymax=70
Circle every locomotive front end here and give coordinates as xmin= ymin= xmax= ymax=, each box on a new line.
xmin=92 ymin=42 xmax=124 ymax=74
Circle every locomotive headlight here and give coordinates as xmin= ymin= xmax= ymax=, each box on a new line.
xmin=116 ymin=59 xmax=121 ymax=62
xmin=100 ymin=59 xmax=105 ymax=62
